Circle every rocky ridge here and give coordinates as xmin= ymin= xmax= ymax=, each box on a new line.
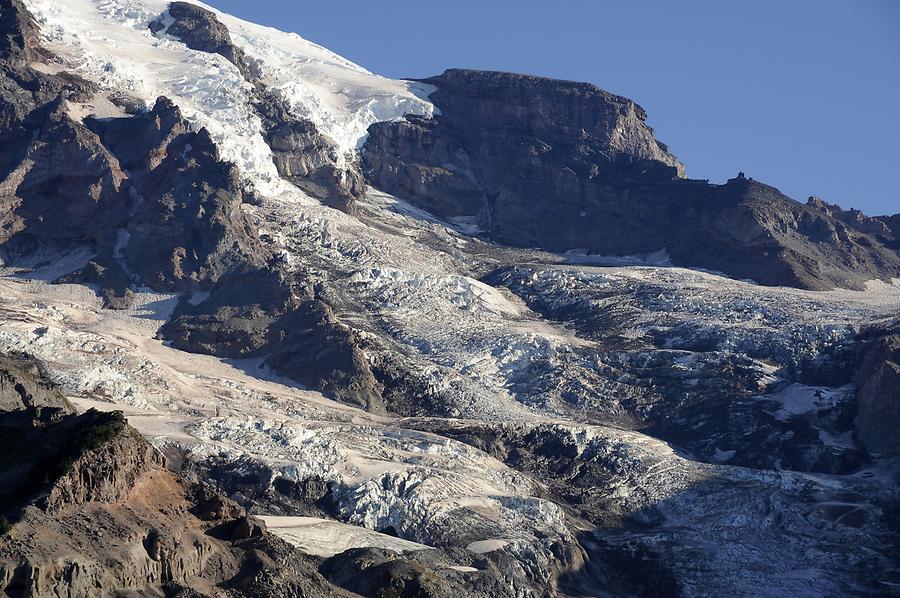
xmin=0 ymin=0 xmax=898 ymax=596
xmin=363 ymin=70 xmax=900 ymax=290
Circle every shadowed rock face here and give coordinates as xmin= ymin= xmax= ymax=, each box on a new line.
xmin=0 ymin=97 xmax=127 ymax=256
xmin=0 ymin=0 xmax=387 ymax=405
xmin=0 ymin=1 xmax=266 ymax=294
xmin=363 ymin=69 xmax=900 ymax=290
xmin=87 ymin=97 xmax=267 ymax=292
xmin=0 ymin=353 xmax=347 ymax=597
xmin=0 ymin=352 xmax=72 ymax=419
xmin=254 ymin=92 xmax=366 ymax=213
xmin=424 ymin=69 xmax=686 ymax=176
xmin=808 ymin=195 xmax=900 ymax=249
xmin=0 ymin=0 xmax=45 ymax=66
xmin=160 ymin=267 xmax=386 ymax=413
xmin=854 ymin=321 xmax=900 ymax=456
xmin=153 ymin=1 xmax=254 ymax=80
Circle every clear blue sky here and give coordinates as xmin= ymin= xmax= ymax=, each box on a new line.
xmin=208 ymin=0 xmax=899 ymax=216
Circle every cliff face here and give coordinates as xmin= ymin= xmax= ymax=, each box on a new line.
xmin=0 ymin=352 xmax=72 ymax=416
xmin=424 ymin=69 xmax=686 ymax=175
xmin=854 ymin=322 xmax=900 ymax=456
xmin=363 ymin=69 xmax=900 ymax=290
xmin=364 ymin=68 xmax=685 ymax=232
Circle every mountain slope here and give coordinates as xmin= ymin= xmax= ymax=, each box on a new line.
xmin=364 ymin=69 xmax=900 ymax=290
xmin=0 ymin=0 xmax=898 ymax=596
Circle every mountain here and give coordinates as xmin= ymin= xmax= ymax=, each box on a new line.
xmin=364 ymin=69 xmax=900 ymax=290
xmin=0 ymin=0 xmax=898 ymax=596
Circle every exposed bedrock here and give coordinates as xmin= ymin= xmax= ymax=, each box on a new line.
xmin=363 ymin=69 xmax=900 ymax=290
xmin=854 ymin=320 xmax=900 ymax=456
xmin=151 ymin=1 xmax=255 ymax=80
xmin=0 ymin=0 xmax=46 ymax=66
xmin=254 ymin=91 xmax=366 ymax=213
xmin=87 ymin=96 xmax=267 ymax=292
xmin=152 ymin=1 xmax=366 ymax=213
xmin=159 ymin=267 xmax=385 ymax=413
xmin=0 ymin=97 xmax=127 ymax=256
xmin=0 ymin=3 xmax=267 ymax=296
xmin=0 ymin=352 xmax=532 ymax=597
xmin=0 ymin=352 xmax=72 ymax=418
xmin=0 ymin=354 xmax=347 ymax=597
xmin=0 ymin=0 xmax=383 ymax=404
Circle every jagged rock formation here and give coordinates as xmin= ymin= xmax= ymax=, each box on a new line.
xmin=854 ymin=320 xmax=900 ymax=456
xmin=0 ymin=352 xmax=72 ymax=416
xmin=0 ymin=405 xmax=340 ymax=595
xmin=254 ymin=92 xmax=366 ymax=212
xmin=86 ymin=96 xmax=266 ymax=292
xmin=156 ymin=1 xmax=255 ymax=80
xmin=808 ymin=195 xmax=900 ymax=247
xmin=152 ymin=1 xmax=366 ymax=213
xmin=0 ymin=0 xmax=45 ymax=66
xmin=1 ymin=1 xmax=899 ymax=596
xmin=160 ymin=267 xmax=385 ymax=412
xmin=0 ymin=97 xmax=126 ymax=254
xmin=364 ymin=69 xmax=900 ymax=290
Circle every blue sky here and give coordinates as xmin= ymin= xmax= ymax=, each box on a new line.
xmin=207 ymin=0 xmax=899 ymax=216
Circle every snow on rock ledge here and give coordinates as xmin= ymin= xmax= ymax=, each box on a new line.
xmin=23 ymin=0 xmax=434 ymax=195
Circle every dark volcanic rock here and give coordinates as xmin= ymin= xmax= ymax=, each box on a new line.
xmin=1 ymin=2 xmax=263 ymax=292
xmin=59 ymin=257 xmax=135 ymax=309
xmin=0 ymin=352 xmax=72 ymax=418
xmin=808 ymin=195 xmax=900 ymax=248
xmin=0 ymin=98 xmax=128 ymax=256
xmin=320 ymin=547 xmax=524 ymax=598
xmin=155 ymin=1 xmax=365 ymax=213
xmin=254 ymin=92 xmax=365 ymax=213
xmin=854 ymin=321 xmax=900 ymax=456
xmin=0 ymin=0 xmax=47 ymax=66
xmin=0 ymin=352 xmax=347 ymax=597
xmin=87 ymin=97 xmax=267 ymax=291
xmin=151 ymin=1 xmax=254 ymax=80
xmin=364 ymin=69 xmax=900 ymax=290
xmin=160 ymin=267 xmax=385 ymax=412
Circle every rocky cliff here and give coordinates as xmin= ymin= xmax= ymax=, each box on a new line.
xmin=0 ymin=1 xmax=898 ymax=595
xmin=364 ymin=69 xmax=900 ymax=290
xmin=152 ymin=1 xmax=366 ymax=212
xmin=854 ymin=321 xmax=900 ymax=456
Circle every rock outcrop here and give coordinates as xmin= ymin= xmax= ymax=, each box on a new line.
xmin=87 ymin=97 xmax=267 ymax=291
xmin=854 ymin=321 xmax=900 ymax=456
xmin=0 ymin=1 xmax=266 ymax=297
xmin=0 ymin=0 xmax=46 ymax=66
xmin=0 ymin=352 xmax=341 ymax=597
xmin=151 ymin=1 xmax=255 ymax=80
xmin=153 ymin=1 xmax=366 ymax=213
xmin=160 ymin=267 xmax=385 ymax=413
xmin=364 ymin=69 xmax=900 ymax=290
xmin=0 ymin=352 xmax=72 ymax=417
xmin=254 ymin=92 xmax=366 ymax=212
xmin=0 ymin=97 xmax=128 ymax=257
